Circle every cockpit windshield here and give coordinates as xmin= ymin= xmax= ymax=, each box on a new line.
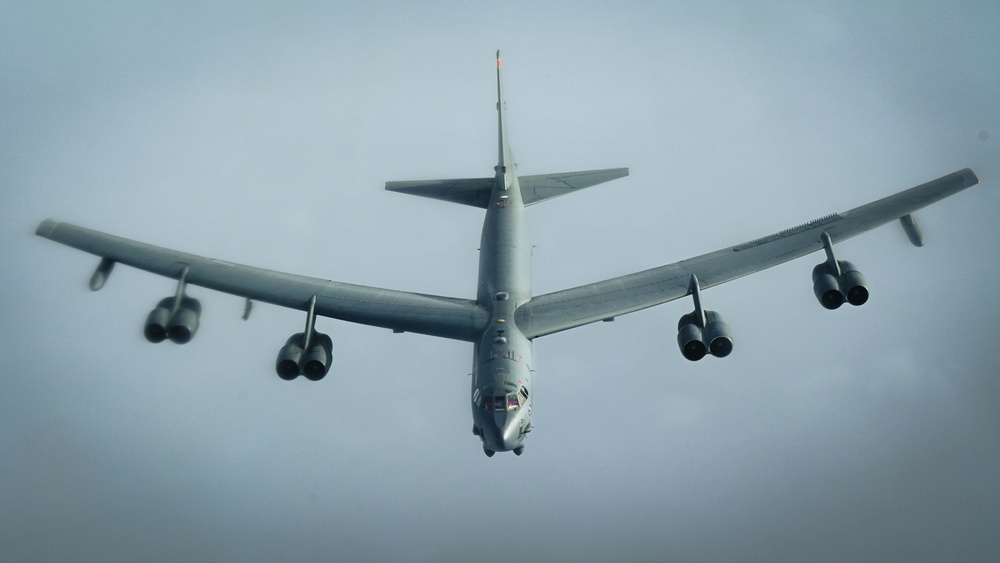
xmin=476 ymin=387 xmax=528 ymax=412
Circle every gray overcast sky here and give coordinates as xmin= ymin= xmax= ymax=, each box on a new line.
xmin=2 ymin=1 xmax=999 ymax=561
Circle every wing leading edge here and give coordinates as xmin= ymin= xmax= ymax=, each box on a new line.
xmin=516 ymin=168 xmax=980 ymax=339
xmin=35 ymin=220 xmax=489 ymax=341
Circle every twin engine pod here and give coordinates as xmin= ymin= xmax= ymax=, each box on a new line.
xmin=677 ymin=310 xmax=733 ymax=362
xmin=275 ymin=332 xmax=334 ymax=381
xmin=812 ymin=260 xmax=868 ymax=310
xmin=144 ymin=296 xmax=202 ymax=344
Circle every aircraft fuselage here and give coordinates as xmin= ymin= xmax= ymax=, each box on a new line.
xmin=471 ymin=172 xmax=534 ymax=455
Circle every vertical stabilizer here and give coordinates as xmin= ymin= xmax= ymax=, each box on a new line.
xmin=496 ymin=50 xmax=513 ymax=187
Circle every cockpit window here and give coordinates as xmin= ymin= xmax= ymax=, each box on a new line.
xmin=507 ymin=393 xmax=519 ymax=410
xmin=479 ymin=390 xmax=524 ymax=411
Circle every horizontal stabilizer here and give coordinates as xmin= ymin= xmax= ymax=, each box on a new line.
xmin=519 ymin=168 xmax=629 ymax=206
xmin=385 ymin=177 xmax=495 ymax=208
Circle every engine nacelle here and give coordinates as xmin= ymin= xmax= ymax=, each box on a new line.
xmin=703 ymin=311 xmax=733 ymax=358
xmin=677 ymin=311 xmax=733 ymax=361
xmin=677 ymin=314 xmax=707 ymax=361
xmin=813 ymin=261 xmax=868 ymax=309
xmin=144 ymin=298 xmax=173 ymax=343
xmin=167 ymin=297 xmax=201 ymax=344
xmin=302 ymin=333 xmax=334 ymax=381
xmin=812 ymin=264 xmax=844 ymax=309
xmin=276 ymin=333 xmax=306 ymax=380
xmin=838 ymin=261 xmax=869 ymax=306
xmin=275 ymin=332 xmax=334 ymax=381
xmin=144 ymin=296 xmax=202 ymax=344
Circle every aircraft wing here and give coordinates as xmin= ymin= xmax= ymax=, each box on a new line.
xmin=35 ymin=220 xmax=489 ymax=341
xmin=515 ymin=168 xmax=981 ymax=339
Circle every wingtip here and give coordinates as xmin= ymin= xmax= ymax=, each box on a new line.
xmin=960 ymin=167 xmax=980 ymax=187
xmin=36 ymin=218 xmax=59 ymax=237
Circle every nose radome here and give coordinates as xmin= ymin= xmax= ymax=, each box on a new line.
xmin=499 ymin=414 xmax=523 ymax=450
xmin=483 ymin=412 xmax=523 ymax=451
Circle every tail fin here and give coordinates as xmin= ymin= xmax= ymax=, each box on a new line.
xmin=385 ymin=51 xmax=511 ymax=209
xmin=385 ymin=52 xmax=628 ymax=208
xmin=496 ymin=50 xmax=513 ymax=177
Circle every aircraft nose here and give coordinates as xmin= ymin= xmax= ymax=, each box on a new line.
xmin=482 ymin=411 xmax=523 ymax=451
xmin=500 ymin=418 xmax=520 ymax=449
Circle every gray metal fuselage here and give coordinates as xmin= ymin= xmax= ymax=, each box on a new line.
xmin=471 ymin=169 xmax=533 ymax=454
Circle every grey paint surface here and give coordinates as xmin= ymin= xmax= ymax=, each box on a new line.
xmin=4 ymin=2 xmax=1000 ymax=562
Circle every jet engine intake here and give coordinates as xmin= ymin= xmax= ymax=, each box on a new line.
xmin=838 ymin=261 xmax=869 ymax=306
xmin=276 ymin=333 xmax=305 ymax=380
xmin=812 ymin=265 xmax=844 ymax=309
xmin=144 ymin=298 xmax=173 ymax=343
xmin=302 ymin=333 xmax=333 ymax=381
xmin=703 ymin=311 xmax=733 ymax=358
xmin=677 ymin=313 xmax=706 ymax=361
xmin=144 ymin=296 xmax=201 ymax=344
xmin=275 ymin=332 xmax=334 ymax=381
xmin=812 ymin=260 xmax=868 ymax=309
xmin=168 ymin=297 xmax=201 ymax=344
xmin=677 ymin=310 xmax=733 ymax=361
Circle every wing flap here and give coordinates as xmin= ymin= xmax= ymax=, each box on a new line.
xmin=517 ymin=168 xmax=980 ymax=338
xmin=36 ymin=220 xmax=489 ymax=341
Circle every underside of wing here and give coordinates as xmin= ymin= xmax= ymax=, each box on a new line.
xmin=516 ymin=168 xmax=980 ymax=339
xmin=36 ymin=221 xmax=489 ymax=341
